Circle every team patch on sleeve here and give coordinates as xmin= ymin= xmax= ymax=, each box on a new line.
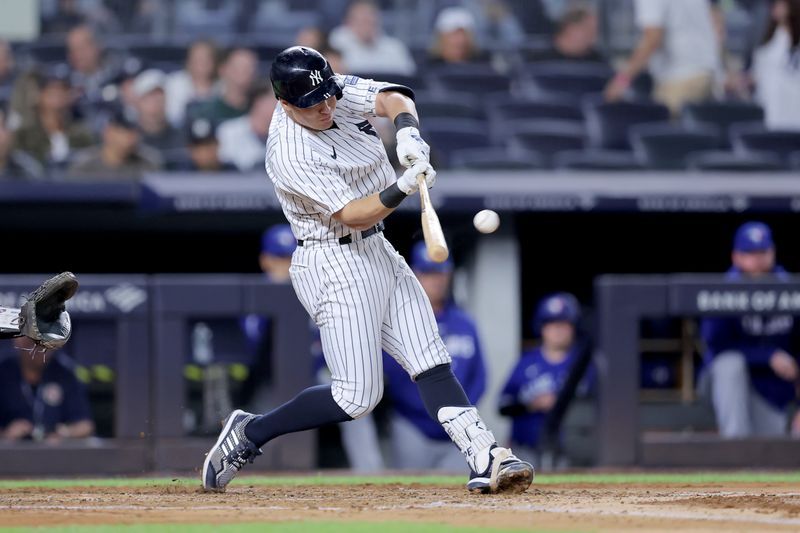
xmin=343 ymin=75 xmax=361 ymax=86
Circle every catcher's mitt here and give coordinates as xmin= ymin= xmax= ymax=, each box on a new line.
xmin=19 ymin=272 xmax=79 ymax=350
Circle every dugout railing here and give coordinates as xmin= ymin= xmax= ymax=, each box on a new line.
xmin=596 ymin=274 xmax=800 ymax=468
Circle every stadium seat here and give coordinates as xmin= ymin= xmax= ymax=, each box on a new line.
xmin=127 ymin=44 xmax=189 ymax=64
xmin=487 ymin=96 xmax=583 ymax=142
xmin=413 ymin=92 xmax=484 ymax=120
xmin=682 ymin=101 xmax=765 ymax=147
xmin=526 ymin=61 xmax=612 ymax=100
xmin=352 ymin=72 xmax=426 ymax=92
xmin=422 ymin=118 xmax=492 ymax=168
xmin=554 ymin=150 xmax=644 ymax=171
xmin=507 ymin=120 xmax=585 ymax=168
xmin=630 ymin=123 xmax=720 ymax=169
xmin=791 ymin=151 xmax=800 ymax=169
xmin=450 ymin=147 xmax=544 ymax=170
xmin=686 ymin=151 xmax=785 ymax=172
xmin=431 ymin=66 xmax=512 ymax=97
xmin=730 ymin=125 xmax=800 ymax=165
xmin=583 ymin=98 xmax=671 ymax=150
xmin=26 ymin=42 xmax=68 ymax=64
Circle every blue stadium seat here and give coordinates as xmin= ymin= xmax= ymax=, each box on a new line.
xmin=682 ymin=101 xmax=765 ymax=147
xmin=487 ymin=96 xmax=583 ymax=142
xmin=352 ymin=72 xmax=427 ymax=92
xmin=791 ymin=151 xmax=800 ymax=169
xmin=422 ymin=118 xmax=491 ymax=168
xmin=583 ymin=98 xmax=671 ymax=150
xmin=507 ymin=120 xmax=585 ymax=168
xmin=686 ymin=151 xmax=785 ymax=172
xmin=554 ymin=150 xmax=643 ymax=171
xmin=526 ymin=61 xmax=612 ymax=100
xmin=431 ymin=65 xmax=512 ymax=97
xmin=630 ymin=124 xmax=720 ymax=169
xmin=730 ymin=125 xmax=800 ymax=165
xmin=412 ymin=92 xmax=483 ymax=120
xmin=450 ymin=147 xmax=544 ymax=170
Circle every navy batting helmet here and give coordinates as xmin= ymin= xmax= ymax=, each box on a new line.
xmin=532 ymin=292 xmax=580 ymax=335
xmin=270 ymin=46 xmax=343 ymax=108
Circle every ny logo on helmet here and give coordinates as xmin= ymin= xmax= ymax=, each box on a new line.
xmin=309 ymin=70 xmax=323 ymax=86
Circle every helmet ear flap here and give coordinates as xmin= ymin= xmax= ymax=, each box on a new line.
xmin=334 ymin=76 xmax=345 ymax=100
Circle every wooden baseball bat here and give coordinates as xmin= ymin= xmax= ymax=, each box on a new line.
xmin=416 ymin=174 xmax=449 ymax=263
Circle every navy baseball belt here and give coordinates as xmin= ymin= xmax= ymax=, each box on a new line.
xmin=297 ymin=222 xmax=384 ymax=247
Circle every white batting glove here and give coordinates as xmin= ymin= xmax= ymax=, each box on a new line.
xmin=395 ymin=127 xmax=430 ymax=168
xmin=396 ymin=162 xmax=437 ymax=195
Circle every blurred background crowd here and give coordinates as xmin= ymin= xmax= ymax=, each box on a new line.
xmin=0 ymin=0 xmax=798 ymax=180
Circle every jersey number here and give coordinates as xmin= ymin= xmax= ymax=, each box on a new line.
xmin=355 ymin=120 xmax=378 ymax=138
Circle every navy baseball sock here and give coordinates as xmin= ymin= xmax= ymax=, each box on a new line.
xmin=243 ymin=385 xmax=352 ymax=448
xmin=415 ymin=363 xmax=471 ymax=419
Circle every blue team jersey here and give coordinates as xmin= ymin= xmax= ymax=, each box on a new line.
xmin=700 ymin=265 xmax=797 ymax=409
xmin=0 ymin=354 xmax=92 ymax=435
xmin=499 ymin=346 xmax=591 ymax=448
xmin=383 ymin=303 xmax=487 ymax=440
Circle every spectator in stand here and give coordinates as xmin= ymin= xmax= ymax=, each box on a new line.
xmin=329 ymin=0 xmax=416 ymax=75
xmin=530 ymin=4 xmax=607 ymax=64
xmin=218 ymin=83 xmax=276 ymax=172
xmin=295 ymin=26 xmax=326 ymax=50
xmin=0 ymin=107 xmax=44 ymax=180
xmin=752 ymin=0 xmax=800 ymax=130
xmin=66 ymin=25 xmax=121 ymax=109
xmin=428 ymin=7 xmax=490 ymax=66
xmin=104 ymin=56 xmax=145 ymax=121
xmin=0 ymin=40 xmax=17 ymax=99
xmin=605 ymin=0 xmax=721 ymax=115
xmin=179 ymin=117 xmax=236 ymax=172
xmin=165 ymin=39 xmax=220 ymax=128
xmin=190 ymin=47 xmax=257 ymax=126
xmin=0 ymin=337 xmax=94 ymax=442
xmin=462 ymin=0 xmax=526 ymax=48
xmin=67 ymin=108 xmax=161 ymax=179
xmin=133 ymin=69 xmax=185 ymax=156
xmin=700 ymin=222 xmax=800 ymax=438
xmin=14 ymin=65 xmax=94 ymax=170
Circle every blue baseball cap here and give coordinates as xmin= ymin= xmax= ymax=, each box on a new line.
xmin=533 ymin=292 xmax=580 ymax=334
xmin=410 ymin=241 xmax=453 ymax=273
xmin=261 ymin=224 xmax=296 ymax=257
xmin=733 ymin=221 xmax=773 ymax=253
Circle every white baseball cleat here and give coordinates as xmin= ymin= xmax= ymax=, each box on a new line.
xmin=466 ymin=446 xmax=534 ymax=494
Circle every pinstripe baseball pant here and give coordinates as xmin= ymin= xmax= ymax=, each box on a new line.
xmin=290 ymin=233 xmax=451 ymax=418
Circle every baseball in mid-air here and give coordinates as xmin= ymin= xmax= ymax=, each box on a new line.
xmin=473 ymin=209 xmax=500 ymax=234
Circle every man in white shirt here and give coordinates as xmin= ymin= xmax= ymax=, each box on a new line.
xmin=605 ymin=0 xmax=721 ymax=115
xmin=329 ymin=0 xmax=416 ymax=76
xmin=217 ymin=84 xmax=277 ymax=171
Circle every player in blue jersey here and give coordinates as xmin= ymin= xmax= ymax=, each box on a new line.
xmin=383 ymin=241 xmax=487 ymax=471
xmin=700 ymin=221 xmax=800 ymax=437
xmin=499 ymin=292 xmax=592 ymax=467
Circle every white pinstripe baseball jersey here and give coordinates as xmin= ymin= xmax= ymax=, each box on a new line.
xmin=265 ymin=75 xmax=400 ymax=242
xmin=264 ymin=75 xmax=451 ymax=418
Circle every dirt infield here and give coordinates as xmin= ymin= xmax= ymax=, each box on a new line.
xmin=2 ymin=481 xmax=800 ymax=532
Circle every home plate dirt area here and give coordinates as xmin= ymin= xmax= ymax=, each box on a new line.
xmin=2 ymin=477 xmax=800 ymax=532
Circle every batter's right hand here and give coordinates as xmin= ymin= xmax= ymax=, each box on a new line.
xmin=396 ymin=162 xmax=436 ymax=195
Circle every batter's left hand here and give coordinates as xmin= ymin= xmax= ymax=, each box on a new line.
xmin=396 ymin=162 xmax=436 ymax=195
xmin=395 ymin=126 xmax=430 ymax=168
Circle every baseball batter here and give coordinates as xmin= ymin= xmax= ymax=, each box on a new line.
xmin=202 ymin=46 xmax=533 ymax=494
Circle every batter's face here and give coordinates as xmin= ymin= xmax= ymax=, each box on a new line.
xmin=282 ymin=95 xmax=337 ymax=131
